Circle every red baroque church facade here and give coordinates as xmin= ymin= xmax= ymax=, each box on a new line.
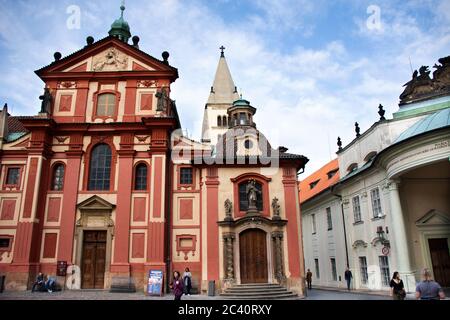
xmin=0 ymin=7 xmax=308 ymax=296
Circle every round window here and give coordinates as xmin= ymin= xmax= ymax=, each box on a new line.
xmin=244 ymin=139 xmax=253 ymax=149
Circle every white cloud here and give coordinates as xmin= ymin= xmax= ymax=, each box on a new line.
xmin=0 ymin=0 xmax=449 ymax=177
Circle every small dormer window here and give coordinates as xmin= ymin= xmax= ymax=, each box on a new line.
xmin=309 ymin=179 xmax=320 ymax=189
xmin=327 ymin=169 xmax=338 ymax=179
xmin=364 ymin=151 xmax=377 ymax=163
xmin=347 ymin=163 xmax=358 ymax=173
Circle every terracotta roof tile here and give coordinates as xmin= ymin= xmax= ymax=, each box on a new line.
xmin=299 ymin=158 xmax=340 ymax=204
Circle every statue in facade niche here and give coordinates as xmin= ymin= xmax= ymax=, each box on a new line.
xmin=224 ymin=199 xmax=233 ymax=221
xmin=272 ymin=197 xmax=281 ymax=220
xmin=39 ymin=87 xmax=52 ymax=114
xmin=246 ymin=179 xmax=261 ymax=213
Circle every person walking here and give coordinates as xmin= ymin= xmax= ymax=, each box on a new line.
xmin=390 ymin=272 xmax=406 ymax=300
xmin=344 ymin=267 xmax=353 ymax=291
xmin=183 ymin=267 xmax=192 ymax=296
xmin=306 ymin=269 xmax=312 ymax=290
xmin=415 ymin=268 xmax=445 ymax=300
xmin=171 ymin=271 xmax=184 ymax=301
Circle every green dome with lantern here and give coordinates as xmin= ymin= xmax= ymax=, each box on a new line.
xmin=108 ymin=4 xmax=131 ymax=43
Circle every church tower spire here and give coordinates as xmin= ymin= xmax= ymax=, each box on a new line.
xmin=201 ymin=47 xmax=240 ymax=145
xmin=108 ymin=2 xmax=131 ymax=43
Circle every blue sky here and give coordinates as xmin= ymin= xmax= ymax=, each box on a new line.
xmin=1 ymin=0 xmax=449 ymax=174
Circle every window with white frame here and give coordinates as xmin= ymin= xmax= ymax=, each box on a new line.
xmin=314 ymin=258 xmax=320 ymax=279
xmin=370 ymin=188 xmax=383 ymax=218
xmin=330 ymin=258 xmax=337 ymax=281
xmin=311 ymin=214 xmax=317 ymax=234
xmin=352 ymin=196 xmax=362 ymax=222
xmin=379 ymin=256 xmax=390 ymax=286
xmin=326 ymin=207 xmax=332 ymax=230
xmin=359 ymin=256 xmax=368 ymax=285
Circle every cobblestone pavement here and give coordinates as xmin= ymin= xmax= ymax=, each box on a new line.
xmin=0 ymin=288 xmax=395 ymax=300
xmin=304 ymin=288 xmax=391 ymax=300
xmin=0 ymin=290 xmax=222 ymax=300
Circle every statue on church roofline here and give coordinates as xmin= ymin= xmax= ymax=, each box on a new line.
xmin=39 ymin=87 xmax=52 ymax=114
xmin=156 ymin=87 xmax=170 ymax=114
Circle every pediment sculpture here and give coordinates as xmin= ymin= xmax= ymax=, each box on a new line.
xmin=92 ymin=48 xmax=128 ymax=72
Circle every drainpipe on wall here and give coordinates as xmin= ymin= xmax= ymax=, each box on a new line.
xmin=165 ymin=139 xmax=173 ymax=294
xmin=331 ymin=188 xmax=350 ymax=269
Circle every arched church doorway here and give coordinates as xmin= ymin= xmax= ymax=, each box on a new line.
xmin=239 ymin=228 xmax=268 ymax=283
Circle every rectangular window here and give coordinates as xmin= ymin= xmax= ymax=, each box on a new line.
xmin=0 ymin=238 xmax=11 ymax=248
xmin=359 ymin=257 xmax=368 ymax=285
xmin=311 ymin=214 xmax=317 ymax=234
xmin=370 ymin=188 xmax=383 ymax=218
xmin=6 ymin=168 xmax=20 ymax=186
xmin=330 ymin=258 xmax=337 ymax=281
xmin=314 ymin=258 xmax=320 ymax=279
xmin=239 ymin=112 xmax=247 ymax=125
xmin=326 ymin=207 xmax=332 ymax=230
xmin=180 ymin=167 xmax=193 ymax=185
xmin=352 ymin=196 xmax=362 ymax=222
xmin=379 ymin=256 xmax=390 ymax=286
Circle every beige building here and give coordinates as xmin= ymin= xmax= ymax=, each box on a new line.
xmin=300 ymin=55 xmax=450 ymax=292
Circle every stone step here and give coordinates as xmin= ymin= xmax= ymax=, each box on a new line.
xmin=234 ymin=283 xmax=281 ymax=287
xmin=224 ymin=287 xmax=288 ymax=294
xmin=220 ymin=283 xmax=298 ymax=300
xmin=221 ymin=290 xmax=294 ymax=296
xmin=229 ymin=284 xmax=283 ymax=288
xmin=223 ymin=292 xmax=298 ymax=300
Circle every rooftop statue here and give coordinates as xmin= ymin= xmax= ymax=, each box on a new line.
xmin=400 ymin=55 xmax=450 ymax=105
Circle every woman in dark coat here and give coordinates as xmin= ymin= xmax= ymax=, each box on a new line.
xmin=390 ymin=271 xmax=406 ymax=300
xmin=171 ymin=271 xmax=184 ymax=300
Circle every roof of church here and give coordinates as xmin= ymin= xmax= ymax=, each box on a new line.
xmin=207 ymin=53 xmax=240 ymax=105
xmin=299 ymin=158 xmax=340 ymax=204
xmin=35 ymin=35 xmax=178 ymax=76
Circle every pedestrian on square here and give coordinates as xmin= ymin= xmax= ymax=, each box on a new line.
xmin=306 ymin=269 xmax=312 ymax=290
xmin=344 ymin=267 xmax=353 ymax=291
xmin=390 ymin=272 xmax=406 ymax=300
xmin=415 ymin=268 xmax=445 ymax=300
xmin=183 ymin=267 xmax=192 ymax=296
xmin=170 ymin=271 xmax=184 ymax=300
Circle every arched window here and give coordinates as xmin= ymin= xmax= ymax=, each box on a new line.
xmin=238 ymin=181 xmax=263 ymax=211
xmin=134 ymin=163 xmax=148 ymax=190
xmin=222 ymin=116 xmax=227 ymax=127
xmin=347 ymin=163 xmax=358 ymax=173
xmin=51 ymin=163 xmax=65 ymax=190
xmin=96 ymin=93 xmax=116 ymax=117
xmin=364 ymin=151 xmax=377 ymax=163
xmin=88 ymin=144 xmax=112 ymax=190
xmin=217 ymin=116 xmax=222 ymax=127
